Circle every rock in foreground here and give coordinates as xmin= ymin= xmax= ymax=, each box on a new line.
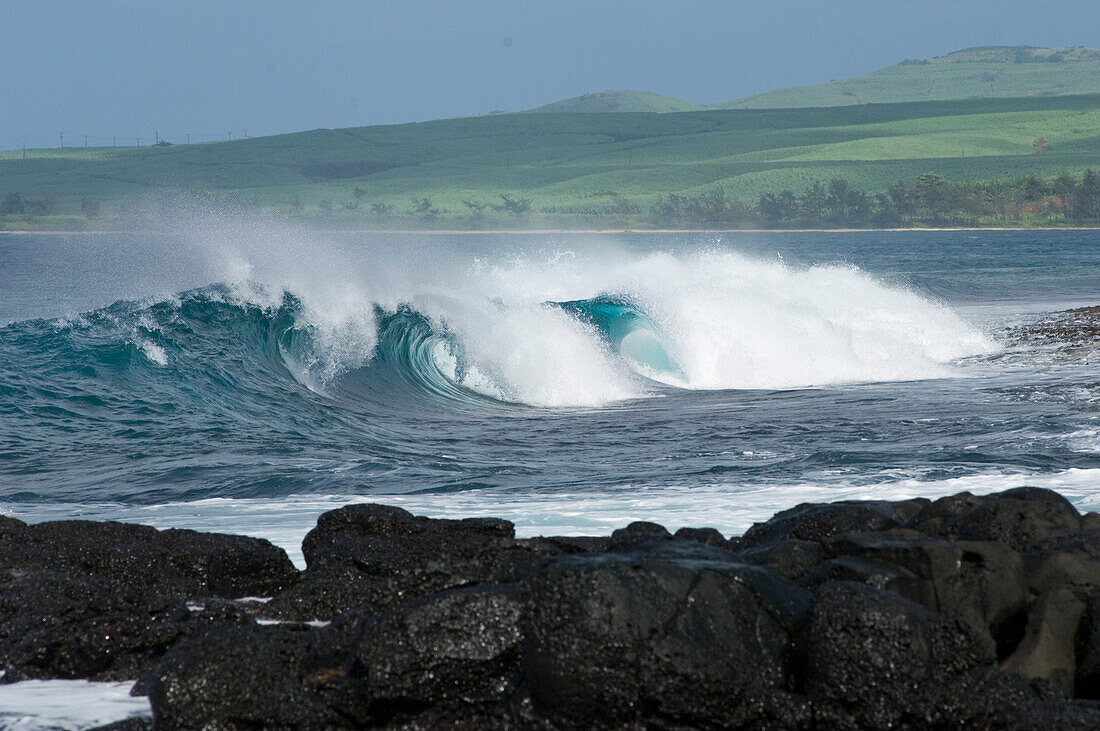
xmin=0 ymin=519 xmax=297 ymax=681
xmin=3 ymin=488 xmax=1100 ymax=728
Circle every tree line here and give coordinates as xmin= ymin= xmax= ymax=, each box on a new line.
xmin=342 ymin=171 xmax=1100 ymax=229
xmin=0 ymin=192 xmax=101 ymax=220
xmin=751 ymin=170 xmax=1100 ymax=228
xmin=4 ymin=170 xmax=1100 ymax=229
xmin=655 ymin=170 xmax=1100 ymax=229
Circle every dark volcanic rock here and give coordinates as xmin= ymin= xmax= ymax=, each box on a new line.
xmin=797 ymin=581 xmax=999 ymax=728
xmin=1003 ymin=587 xmax=1088 ymax=692
xmin=607 ymin=519 xmax=672 ymax=549
xmin=813 ymin=533 xmax=1029 ymax=636
xmin=0 ymin=520 xmax=296 ymax=681
xmin=736 ymin=538 xmax=825 ymax=581
xmin=0 ymin=580 xmax=257 ymax=683
xmin=914 ymin=487 xmax=1085 ymax=550
xmin=741 ymin=497 xmax=930 ymax=547
xmin=1077 ymin=592 xmax=1100 ymax=699
xmin=524 ymin=547 xmax=811 ymax=728
xmin=336 ymin=584 xmax=526 ymax=726
xmin=0 ymin=520 xmax=297 ymax=598
xmin=522 ymin=534 xmax=611 ymax=554
xmin=267 ymin=503 xmax=555 ymax=621
xmin=145 ymin=625 xmax=344 ymax=730
xmin=672 ymin=525 xmax=730 ymax=548
xmin=10 ymin=487 xmax=1100 ymax=729
xmin=300 ymin=503 xmax=514 ymax=567
xmin=1028 ymin=546 xmax=1100 ymax=594
xmin=0 ymin=515 xmax=25 ymax=533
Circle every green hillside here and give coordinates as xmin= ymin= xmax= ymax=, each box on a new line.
xmin=521 ymin=47 xmax=1100 ymax=114
xmin=3 ymin=93 xmax=1100 ymax=227
xmin=718 ymin=46 xmax=1100 ymax=109
xmin=523 ymin=90 xmax=705 ymax=114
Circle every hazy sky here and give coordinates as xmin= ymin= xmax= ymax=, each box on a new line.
xmin=3 ymin=0 xmax=1100 ymax=149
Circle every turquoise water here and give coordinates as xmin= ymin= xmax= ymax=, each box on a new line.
xmin=1 ymin=228 xmax=1098 ymax=549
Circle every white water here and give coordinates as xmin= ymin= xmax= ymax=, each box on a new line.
xmin=10 ymin=467 xmax=1100 ymax=569
xmin=1 ymin=225 xmax=1085 ymax=727
xmin=203 ymin=225 xmax=996 ymax=406
xmin=0 ymin=679 xmax=149 ymax=730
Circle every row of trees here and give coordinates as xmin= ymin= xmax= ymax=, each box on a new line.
xmin=656 ymin=170 xmax=1100 ymax=229
xmin=5 ymin=170 xmax=1100 ymax=228
xmin=310 ymin=192 xmax=535 ymax=223
xmin=1 ymin=192 xmax=60 ymax=218
xmin=319 ymin=171 xmax=1100 ymax=228
xmin=1 ymin=192 xmax=101 ymax=219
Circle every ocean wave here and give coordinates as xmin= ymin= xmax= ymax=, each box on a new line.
xmin=0 ymin=249 xmax=998 ymax=411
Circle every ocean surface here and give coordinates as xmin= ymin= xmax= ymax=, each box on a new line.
xmin=1 ymin=225 xmax=1099 ymax=726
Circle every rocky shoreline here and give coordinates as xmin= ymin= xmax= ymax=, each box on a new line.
xmin=2 ymin=487 xmax=1099 ymax=729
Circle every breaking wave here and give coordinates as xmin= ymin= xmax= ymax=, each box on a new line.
xmin=0 ymin=249 xmax=996 ymax=414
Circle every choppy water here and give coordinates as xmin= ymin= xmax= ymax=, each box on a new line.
xmin=1 ymin=226 xmax=1099 ymax=563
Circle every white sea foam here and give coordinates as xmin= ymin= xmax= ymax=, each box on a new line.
xmin=136 ymin=339 xmax=168 ymax=366
xmin=0 ymin=679 xmax=149 ymax=730
xmin=1067 ymin=426 xmax=1100 ymax=453
xmin=8 ymin=468 xmax=1098 ymax=568
xmin=193 ymin=226 xmax=996 ymax=406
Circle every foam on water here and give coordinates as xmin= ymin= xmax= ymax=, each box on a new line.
xmin=0 ymin=679 xmax=149 ymax=730
xmin=0 ymin=227 xmax=1097 ymax=723
xmin=9 ymin=468 xmax=1099 ymax=569
xmin=200 ymin=230 xmax=997 ymax=405
xmin=136 ymin=339 xmax=168 ymax=366
xmin=1067 ymin=426 xmax=1100 ymax=453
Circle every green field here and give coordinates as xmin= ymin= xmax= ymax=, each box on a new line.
xmin=3 ymin=91 xmax=1100 ymax=227
xmin=718 ymin=46 xmax=1100 ymax=109
xmin=520 ymin=47 xmax=1100 ymax=113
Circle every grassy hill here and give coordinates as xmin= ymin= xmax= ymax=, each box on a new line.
xmin=522 ymin=90 xmax=705 ymax=114
xmin=518 ymin=47 xmax=1100 ymax=113
xmin=3 ymin=92 xmax=1100 ymax=227
xmin=718 ymin=46 xmax=1100 ymax=109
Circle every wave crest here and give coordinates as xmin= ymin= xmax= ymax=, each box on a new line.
xmin=1 ymin=249 xmax=998 ymax=410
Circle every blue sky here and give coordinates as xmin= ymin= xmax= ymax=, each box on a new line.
xmin=2 ymin=0 xmax=1099 ymax=149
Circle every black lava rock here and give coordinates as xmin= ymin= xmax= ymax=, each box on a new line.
xmin=740 ymin=497 xmax=930 ymax=547
xmin=144 ymin=625 xmax=345 ymax=729
xmin=524 ymin=548 xmax=811 ymax=728
xmin=8 ymin=487 xmax=1100 ymax=729
xmin=336 ymin=583 xmax=527 ymax=726
xmin=607 ymin=519 xmax=673 ymax=549
xmin=266 ymin=502 xmax=554 ymax=621
xmin=913 ymin=487 xmax=1086 ymax=551
xmin=796 ymin=580 xmax=998 ymax=728
xmin=0 ymin=519 xmax=296 ymax=681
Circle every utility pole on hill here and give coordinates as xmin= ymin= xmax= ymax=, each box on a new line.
xmin=59 ymin=132 xmax=63 ymax=148
xmin=83 ymin=135 xmax=88 ymax=148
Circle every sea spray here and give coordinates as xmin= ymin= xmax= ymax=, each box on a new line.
xmin=5 ymin=227 xmax=1092 ymax=512
xmin=183 ymin=217 xmax=998 ymax=403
